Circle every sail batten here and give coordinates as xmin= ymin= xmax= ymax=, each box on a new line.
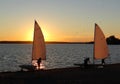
xmin=94 ymin=23 xmax=109 ymax=60
xmin=32 ymin=20 xmax=46 ymax=60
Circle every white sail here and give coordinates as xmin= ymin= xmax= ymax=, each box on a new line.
xmin=94 ymin=23 xmax=109 ymax=60
xmin=32 ymin=20 xmax=46 ymax=60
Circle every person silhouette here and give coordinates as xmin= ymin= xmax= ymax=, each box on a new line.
xmin=37 ymin=58 xmax=41 ymax=69
xmin=84 ymin=58 xmax=90 ymax=68
xmin=102 ymin=59 xmax=105 ymax=65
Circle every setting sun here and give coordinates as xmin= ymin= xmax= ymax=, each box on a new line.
xmin=0 ymin=0 xmax=120 ymax=42
xmin=26 ymin=29 xmax=33 ymax=41
xmin=42 ymin=30 xmax=50 ymax=41
xmin=26 ymin=26 xmax=51 ymax=42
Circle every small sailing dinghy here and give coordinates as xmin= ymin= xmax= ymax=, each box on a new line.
xmin=92 ymin=23 xmax=109 ymax=68
xmin=19 ymin=20 xmax=46 ymax=71
xmin=74 ymin=23 xmax=109 ymax=68
xmin=32 ymin=20 xmax=46 ymax=69
xmin=93 ymin=23 xmax=109 ymax=63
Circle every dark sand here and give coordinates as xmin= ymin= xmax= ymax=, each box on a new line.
xmin=0 ymin=63 xmax=120 ymax=84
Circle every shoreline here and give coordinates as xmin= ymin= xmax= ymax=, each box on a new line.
xmin=0 ymin=63 xmax=120 ymax=84
xmin=0 ymin=41 xmax=92 ymax=44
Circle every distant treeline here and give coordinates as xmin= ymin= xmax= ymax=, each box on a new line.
xmin=0 ymin=35 xmax=120 ymax=45
xmin=87 ymin=35 xmax=120 ymax=45
xmin=0 ymin=41 xmax=32 ymax=44
xmin=106 ymin=35 xmax=120 ymax=45
xmin=0 ymin=41 xmax=87 ymax=44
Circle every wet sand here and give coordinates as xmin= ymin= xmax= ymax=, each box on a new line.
xmin=0 ymin=63 xmax=120 ymax=84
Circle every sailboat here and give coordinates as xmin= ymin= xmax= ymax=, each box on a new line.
xmin=32 ymin=20 xmax=46 ymax=69
xmin=74 ymin=23 xmax=109 ymax=67
xmin=19 ymin=20 xmax=46 ymax=71
xmin=93 ymin=23 xmax=109 ymax=63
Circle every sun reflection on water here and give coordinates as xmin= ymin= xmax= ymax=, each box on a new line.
xmin=32 ymin=60 xmax=45 ymax=70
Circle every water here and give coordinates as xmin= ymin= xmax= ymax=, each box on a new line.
xmin=0 ymin=44 xmax=120 ymax=72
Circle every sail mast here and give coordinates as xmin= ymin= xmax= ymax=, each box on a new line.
xmin=32 ymin=20 xmax=36 ymax=62
xmin=93 ymin=23 xmax=96 ymax=64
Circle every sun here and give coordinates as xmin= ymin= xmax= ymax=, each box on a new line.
xmin=26 ymin=29 xmax=34 ymax=41
xmin=43 ymin=30 xmax=51 ymax=41
xmin=26 ymin=28 xmax=51 ymax=41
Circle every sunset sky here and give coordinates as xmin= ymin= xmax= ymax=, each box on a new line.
xmin=0 ymin=0 xmax=120 ymax=42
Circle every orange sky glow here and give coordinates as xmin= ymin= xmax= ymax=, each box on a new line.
xmin=0 ymin=0 xmax=120 ymax=42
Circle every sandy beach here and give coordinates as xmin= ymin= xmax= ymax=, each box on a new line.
xmin=0 ymin=63 xmax=120 ymax=84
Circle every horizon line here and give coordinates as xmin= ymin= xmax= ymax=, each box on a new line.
xmin=0 ymin=41 xmax=93 ymax=44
